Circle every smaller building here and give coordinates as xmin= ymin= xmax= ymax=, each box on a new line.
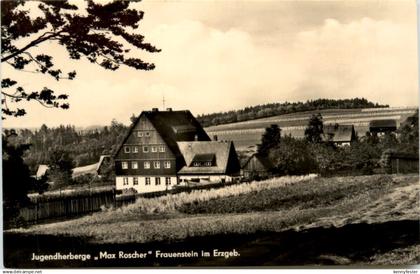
xmin=96 ymin=155 xmax=111 ymax=177
xmin=369 ymin=119 xmax=397 ymax=134
xmin=322 ymin=124 xmax=356 ymax=146
xmin=35 ymin=164 xmax=49 ymax=179
xmin=177 ymin=141 xmax=241 ymax=184
xmin=241 ymin=153 xmax=274 ymax=179
xmin=381 ymin=150 xmax=419 ymax=174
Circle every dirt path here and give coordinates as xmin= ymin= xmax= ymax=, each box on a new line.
xmin=301 ymin=180 xmax=420 ymax=230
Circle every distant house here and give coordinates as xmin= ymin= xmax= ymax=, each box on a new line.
xmin=322 ymin=124 xmax=356 ymax=146
xmin=177 ymin=141 xmax=241 ymax=183
xmin=96 ymin=155 xmax=111 ymax=177
xmin=35 ymin=155 xmax=112 ymax=181
xmin=113 ymin=108 xmax=240 ymax=194
xmin=72 ymin=163 xmax=98 ymax=178
xmin=35 ymin=164 xmax=49 ymax=179
xmin=241 ymin=153 xmax=274 ymax=179
xmin=369 ymin=119 xmax=397 ymax=134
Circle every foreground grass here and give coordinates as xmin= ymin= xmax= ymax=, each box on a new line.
xmin=10 ymin=174 xmax=419 ymax=245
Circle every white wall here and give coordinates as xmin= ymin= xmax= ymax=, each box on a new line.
xmin=178 ymin=175 xmax=233 ymax=184
xmin=116 ymin=176 xmax=178 ymax=194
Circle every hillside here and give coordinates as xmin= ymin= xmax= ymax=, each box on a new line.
xmin=197 ymin=98 xmax=389 ymax=127
xmin=205 ymin=107 xmax=418 ymax=150
xmin=5 ymin=174 xmax=419 ymax=266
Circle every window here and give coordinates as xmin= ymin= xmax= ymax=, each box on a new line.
xmin=153 ymin=161 xmax=161 ymax=169
xmin=145 ymin=177 xmax=151 ymax=185
xmin=132 ymin=146 xmax=139 ymax=153
xmin=143 ymin=146 xmax=149 ymax=153
xmin=124 ymin=146 xmax=130 ymax=153
xmin=133 ymin=177 xmax=139 ymax=185
xmin=151 ymin=146 xmax=158 ymax=153
xmin=123 ymin=177 xmax=129 ymax=185
xmin=165 ymin=177 xmax=171 ymax=185
xmin=205 ymin=162 xmax=212 ymax=166
xmin=145 ymin=131 xmax=150 ymax=137
xmin=155 ymin=177 xmax=161 ymax=185
xmin=193 ymin=162 xmax=201 ymax=167
xmin=122 ymin=161 xmax=128 ymax=169
xmin=137 ymin=131 xmax=143 ymax=137
xmin=132 ymin=161 xmax=138 ymax=169
xmin=144 ymin=161 xmax=150 ymax=169
xmin=164 ymin=161 xmax=171 ymax=169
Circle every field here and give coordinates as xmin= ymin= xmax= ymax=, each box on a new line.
xmin=5 ymin=173 xmax=419 ymax=267
xmin=205 ymin=107 xmax=418 ymax=150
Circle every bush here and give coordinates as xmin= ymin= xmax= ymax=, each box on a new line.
xmin=269 ymin=136 xmax=318 ymax=175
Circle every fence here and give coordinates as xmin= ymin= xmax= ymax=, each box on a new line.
xmin=19 ymin=189 xmax=119 ymax=223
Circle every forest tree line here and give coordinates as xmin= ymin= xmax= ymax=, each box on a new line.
xmin=197 ymin=98 xmax=388 ymax=127
xmin=8 ymin=120 xmax=129 ymax=174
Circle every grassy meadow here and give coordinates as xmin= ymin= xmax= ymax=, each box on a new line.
xmin=10 ymin=173 xmax=419 ymax=249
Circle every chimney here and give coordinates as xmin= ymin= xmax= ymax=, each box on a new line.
xmin=213 ymin=135 xmax=218 ymax=141
xmin=152 ymin=108 xmax=159 ymax=112
xmin=166 ymin=108 xmax=173 ymax=111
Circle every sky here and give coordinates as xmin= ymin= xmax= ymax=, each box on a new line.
xmin=2 ymin=0 xmax=419 ymax=128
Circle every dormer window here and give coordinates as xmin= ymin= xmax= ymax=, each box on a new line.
xmin=143 ymin=146 xmax=149 ymax=153
xmin=132 ymin=146 xmax=138 ymax=153
xmin=124 ymin=146 xmax=130 ymax=153
xmin=190 ymin=154 xmax=216 ymax=167
xmin=137 ymin=131 xmax=143 ymax=137
xmin=151 ymin=146 xmax=158 ymax=153
xmin=145 ymin=131 xmax=150 ymax=137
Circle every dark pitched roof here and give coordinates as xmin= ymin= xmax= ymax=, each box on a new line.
xmin=369 ymin=119 xmax=397 ymax=129
xmin=255 ymin=154 xmax=275 ymax=170
xmin=177 ymin=141 xmax=238 ymax=175
xmin=323 ymin=124 xmax=355 ymax=143
xmin=241 ymin=153 xmax=274 ymax=170
xmin=114 ymin=110 xmax=211 ymax=162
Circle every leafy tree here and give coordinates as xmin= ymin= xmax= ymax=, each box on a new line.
xmin=305 ymin=113 xmax=324 ymax=143
xmin=397 ymin=110 xmax=419 ymax=154
xmin=269 ymin=136 xmax=317 ymax=175
xmin=1 ymin=0 xmax=160 ymax=118
xmin=257 ymin=124 xmax=281 ymax=155
xmin=130 ymin=113 xmax=138 ymax=125
xmin=365 ymin=131 xmax=379 ymax=145
xmin=2 ymin=131 xmax=47 ymax=227
xmin=47 ymin=149 xmax=75 ymax=188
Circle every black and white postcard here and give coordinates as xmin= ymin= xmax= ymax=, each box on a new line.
xmin=1 ymin=0 xmax=419 ymax=269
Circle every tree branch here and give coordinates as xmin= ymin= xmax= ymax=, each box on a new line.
xmin=1 ymin=31 xmax=64 ymax=63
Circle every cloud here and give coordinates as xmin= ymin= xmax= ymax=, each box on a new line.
xmin=3 ymin=10 xmax=418 ymax=128
xmin=292 ymin=17 xmax=418 ymax=105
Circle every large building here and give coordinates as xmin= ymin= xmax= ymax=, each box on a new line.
xmin=113 ymin=108 xmax=240 ymax=193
